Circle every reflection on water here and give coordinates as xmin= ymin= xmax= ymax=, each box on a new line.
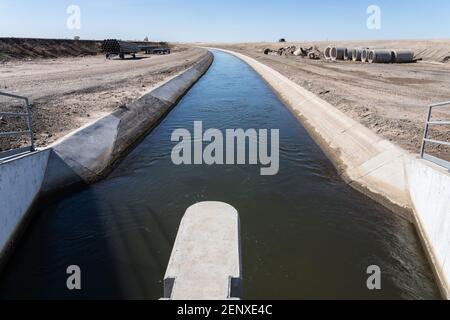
xmin=0 ymin=51 xmax=439 ymax=300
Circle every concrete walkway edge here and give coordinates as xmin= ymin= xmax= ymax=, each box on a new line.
xmin=163 ymin=202 xmax=242 ymax=300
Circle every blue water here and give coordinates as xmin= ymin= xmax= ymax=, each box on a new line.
xmin=0 ymin=51 xmax=439 ymax=299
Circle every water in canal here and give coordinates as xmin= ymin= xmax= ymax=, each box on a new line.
xmin=0 ymin=51 xmax=439 ymax=299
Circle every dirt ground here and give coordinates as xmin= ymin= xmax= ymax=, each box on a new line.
xmin=213 ymin=40 xmax=450 ymax=159
xmin=0 ymin=46 xmax=208 ymax=150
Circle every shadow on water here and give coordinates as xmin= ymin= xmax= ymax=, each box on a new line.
xmin=0 ymin=51 xmax=440 ymax=300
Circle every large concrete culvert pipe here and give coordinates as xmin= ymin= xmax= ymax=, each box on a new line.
xmin=330 ymin=47 xmax=346 ymax=61
xmin=368 ymin=49 xmax=394 ymax=63
xmin=392 ymin=49 xmax=415 ymax=63
xmin=352 ymin=48 xmax=365 ymax=62
xmin=324 ymin=46 xmax=332 ymax=60
xmin=361 ymin=49 xmax=371 ymax=63
xmin=344 ymin=48 xmax=353 ymax=61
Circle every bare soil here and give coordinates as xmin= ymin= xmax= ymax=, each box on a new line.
xmin=213 ymin=41 xmax=450 ymax=160
xmin=0 ymin=46 xmax=208 ymax=150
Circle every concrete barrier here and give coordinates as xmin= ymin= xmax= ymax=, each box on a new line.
xmin=163 ymin=202 xmax=242 ymax=300
xmin=214 ymin=48 xmax=450 ymax=299
xmin=0 ymin=51 xmax=213 ymax=265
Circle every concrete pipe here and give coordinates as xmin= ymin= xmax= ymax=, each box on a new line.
xmin=368 ymin=49 xmax=394 ymax=63
xmin=330 ymin=47 xmax=346 ymax=61
xmin=361 ymin=49 xmax=370 ymax=63
xmin=392 ymin=49 xmax=415 ymax=63
xmin=344 ymin=48 xmax=353 ymax=61
xmin=324 ymin=46 xmax=332 ymax=60
xmin=352 ymin=48 xmax=365 ymax=62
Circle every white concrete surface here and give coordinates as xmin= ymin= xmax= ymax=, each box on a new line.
xmin=164 ymin=202 xmax=242 ymax=300
xmin=151 ymin=67 xmax=203 ymax=104
xmin=52 ymin=114 xmax=120 ymax=182
xmin=214 ymin=48 xmax=450 ymax=298
xmin=408 ymin=158 xmax=450 ymax=298
xmin=0 ymin=150 xmax=50 ymax=260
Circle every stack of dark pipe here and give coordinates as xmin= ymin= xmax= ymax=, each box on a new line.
xmin=101 ymin=39 xmax=139 ymax=54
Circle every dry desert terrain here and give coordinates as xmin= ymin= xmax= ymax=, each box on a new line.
xmin=213 ymin=40 xmax=450 ymax=160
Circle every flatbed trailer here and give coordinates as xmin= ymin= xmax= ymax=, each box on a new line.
xmin=140 ymin=46 xmax=171 ymax=55
xmin=102 ymin=39 xmax=171 ymax=59
xmin=102 ymin=39 xmax=139 ymax=59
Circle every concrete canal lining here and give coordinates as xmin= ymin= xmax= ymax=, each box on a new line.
xmin=0 ymin=51 xmax=213 ymax=266
xmin=0 ymin=150 xmax=50 ymax=265
xmin=213 ymin=48 xmax=450 ymax=299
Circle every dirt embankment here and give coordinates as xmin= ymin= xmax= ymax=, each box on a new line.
xmin=213 ymin=41 xmax=450 ymax=160
xmin=0 ymin=38 xmax=174 ymax=61
xmin=0 ymin=46 xmax=208 ymax=150
xmin=0 ymin=38 xmax=102 ymax=61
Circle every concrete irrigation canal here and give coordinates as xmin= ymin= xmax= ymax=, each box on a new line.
xmin=0 ymin=51 xmax=440 ymax=299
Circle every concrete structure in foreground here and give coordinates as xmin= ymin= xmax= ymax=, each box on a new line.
xmin=0 ymin=149 xmax=50 ymax=265
xmin=163 ymin=202 xmax=242 ymax=300
xmin=0 ymin=51 xmax=213 ymax=266
xmin=214 ymin=48 xmax=450 ymax=299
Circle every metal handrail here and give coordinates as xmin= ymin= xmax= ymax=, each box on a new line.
xmin=0 ymin=91 xmax=35 ymax=158
xmin=420 ymin=101 xmax=450 ymax=171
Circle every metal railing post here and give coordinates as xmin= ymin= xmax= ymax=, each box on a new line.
xmin=25 ymin=99 xmax=35 ymax=151
xmin=420 ymin=101 xmax=450 ymax=172
xmin=420 ymin=105 xmax=432 ymax=158
xmin=0 ymin=91 xmax=35 ymax=158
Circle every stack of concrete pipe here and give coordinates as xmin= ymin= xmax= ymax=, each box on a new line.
xmin=326 ymin=46 xmax=415 ymax=64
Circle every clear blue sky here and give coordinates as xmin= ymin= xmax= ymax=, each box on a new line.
xmin=1 ymin=0 xmax=449 ymax=42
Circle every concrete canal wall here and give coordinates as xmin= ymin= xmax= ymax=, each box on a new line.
xmin=0 ymin=150 xmax=50 ymax=264
xmin=216 ymin=48 xmax=450 ymax=299
xmin=0 ymin=52 xmax=213 ymax=265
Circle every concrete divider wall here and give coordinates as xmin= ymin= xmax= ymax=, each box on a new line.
xmin=164 ymin=202 xmax=242 ymax=300
xmin=0 ymin=51 xmax=213 ymax=264
xmin=216 ymin=48 xmax=450 ymax=299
